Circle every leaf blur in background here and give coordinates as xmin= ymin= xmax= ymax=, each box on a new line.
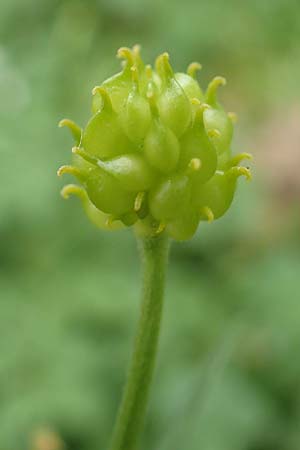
xmin=1 ymin=0 xmax=300 ymax=449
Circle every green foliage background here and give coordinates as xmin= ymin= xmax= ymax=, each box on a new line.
xmin=1 ymin=0 xmax=300 ymax=449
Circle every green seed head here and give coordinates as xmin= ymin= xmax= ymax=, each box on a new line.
xmin=58 ymin=45 xmax=252 ymax=240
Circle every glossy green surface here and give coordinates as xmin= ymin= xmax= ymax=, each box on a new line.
xmin=58 ymin=46 xmax=251 ymax=240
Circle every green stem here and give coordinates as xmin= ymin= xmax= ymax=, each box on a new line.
xmin=109 ymin=233 xmax=170 ymax=450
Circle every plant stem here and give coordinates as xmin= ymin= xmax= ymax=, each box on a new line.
xmin=109 ymin=233 xmax=170 ymax=450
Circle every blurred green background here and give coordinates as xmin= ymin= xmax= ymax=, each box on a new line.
xmin=1 ymin=0 xmax=300 ymax=449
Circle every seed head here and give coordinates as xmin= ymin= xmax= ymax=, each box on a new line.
xmin=58 ymin=45 xmax=252 ymax=240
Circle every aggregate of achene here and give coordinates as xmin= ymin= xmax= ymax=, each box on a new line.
xmin=58 ymin=45 xmax=252 ymax=240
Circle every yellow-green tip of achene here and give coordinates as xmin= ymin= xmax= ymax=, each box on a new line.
xmin=58 ymin=45 xmax=253 ymax=240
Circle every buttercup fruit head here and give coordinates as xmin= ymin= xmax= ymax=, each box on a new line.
xmin=58 ymin=45 xmax=252 ymax=241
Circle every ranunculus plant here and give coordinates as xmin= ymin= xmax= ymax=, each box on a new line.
xmin=58 ymin=45 xmax=252 ymax=450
